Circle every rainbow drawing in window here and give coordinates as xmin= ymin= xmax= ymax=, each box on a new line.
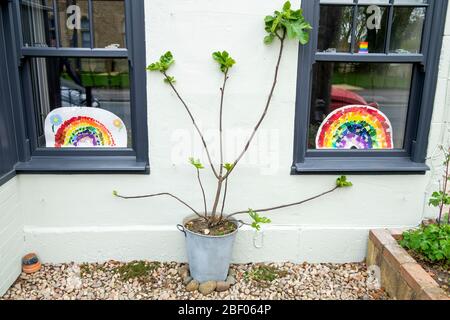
xmin=315 ymin=105 xmax=394 ymax=150
xmin=45 ymin=107 xmax=127 ymax=148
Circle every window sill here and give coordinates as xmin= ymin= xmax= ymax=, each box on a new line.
xmin=15 ymin=156 xmax=149 ymax=174
xmin=292 ymin=157 xmax=429 ymax=174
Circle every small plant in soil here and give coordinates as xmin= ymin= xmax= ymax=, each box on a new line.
xmin=244 ymin=265 xmax=288 ymax=283
xmin=400 ymin=224 xmax=450 ymax=265
xmin=428 ymin=146 xmax=450 ymax=226
xmin=113 ymin=1 xmax=353 ymax=235
xmin=115 ymin=261 xmax=160 ymax=282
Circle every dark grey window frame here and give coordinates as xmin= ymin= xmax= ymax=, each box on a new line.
xmin=7 ymin=0 xmax=149 ymax=174
xmin=292 ymin=0 xmax=448 ymax=174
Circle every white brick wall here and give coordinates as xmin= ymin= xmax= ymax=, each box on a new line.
xmin=424 ymin=3 xmax=450 ymax=218
xmin=0 ymin=177 xmax=24 ymax=296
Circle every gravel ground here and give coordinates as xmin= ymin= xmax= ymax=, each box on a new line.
xmin=1 ymin=261 xmax=389 ymax=300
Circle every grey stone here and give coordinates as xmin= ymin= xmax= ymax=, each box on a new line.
xmin=226 ymin=275 xmax=236 ymax=286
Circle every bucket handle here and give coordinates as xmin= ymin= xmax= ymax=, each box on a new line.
xmin=177 ymin=224 xmax=187 ymax=237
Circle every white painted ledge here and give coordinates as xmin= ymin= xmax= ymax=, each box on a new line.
xmin=23 ymin=224 xmax=416 ymax=265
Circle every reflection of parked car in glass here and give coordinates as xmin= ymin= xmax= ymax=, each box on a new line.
xmin=330 ymin=86 xmax=379 ymax=111
xmin=312 ymin=86 xmax=379 ymax=123
xmin=60 ymin=79 xmax=100 ymax=108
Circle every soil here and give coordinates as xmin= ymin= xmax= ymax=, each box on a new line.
xmin=407 ymin=250 xmax=450 ymax=297
xmin=185 ymin=217 xmax=237 ymax=236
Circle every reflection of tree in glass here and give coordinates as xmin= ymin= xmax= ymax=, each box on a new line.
xmin=390 ymin=7 xmax=426 ymax=53
xmin=318 ymin=6 xmax=353 ymax=52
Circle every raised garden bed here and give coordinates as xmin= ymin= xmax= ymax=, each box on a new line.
xmin=367 ymin=229 xmax=449 ymax=300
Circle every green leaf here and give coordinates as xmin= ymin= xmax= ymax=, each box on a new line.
xmin=264 ymin=34 xmax=275 ymax=44
xmin=400 ymin=224 xmax=450 ymax=264
xmin=248 ymin=209 xmax=272 ymax=231
xmin=189 ymin=158 xmax=205 ymax=170
xmin=164 ymin=76 xmax=176 ymax=84
xmin=264 ymin=1 xmax=312 ymax=45
xmin=212 ymin=50 xmax=236 ymax=73
xmin=336 ymin=176 xmax=353 ymax=188
xmin=146 ymin=51 xmax=175 ymax=75
xmin=223 ymin=163 xmax=235 ymax=172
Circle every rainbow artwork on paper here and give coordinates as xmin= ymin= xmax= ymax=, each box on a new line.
xmin=315 ymin=105 xmax=394 ymax=150
xmin=45 ymin=107 xmax=127 ymax=148
xmin=359 ymin=42 xmax=369 ymax=54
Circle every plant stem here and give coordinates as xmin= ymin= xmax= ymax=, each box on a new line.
xmin=162 ymin=72 xmax=220 ymax=179
xmin=209 ymin=70 xmax=230 ymax=219
xmin=440 ymin=155 xmax=450 ymax=225
xmin=115 ymin=192 xmax=203 ymax=219
xmin=211 ymin=177 xmax=224 ymax=219
xmin=196 ymin=169 xmax=208 ymax=216
xmin=220 ymin=177 xmax=229 ymax=220
xmin=224 ymin=30 xmax=286 ymax=180
xmin=219 ymin=70 xmax=229 ymax=178
xmin=228 ymin=186 xmax=339 ymax=218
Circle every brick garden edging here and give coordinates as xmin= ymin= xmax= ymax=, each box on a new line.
xmin=367 ymin=229 xmax=449 ymax=300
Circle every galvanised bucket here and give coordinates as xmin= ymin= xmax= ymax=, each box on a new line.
xmin=177 ymin=215 xmax=239 ymax=283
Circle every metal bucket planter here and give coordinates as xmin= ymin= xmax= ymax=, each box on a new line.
xmin=177 ymin=215 xmax=239 ymax=283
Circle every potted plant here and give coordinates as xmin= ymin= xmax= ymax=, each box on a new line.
xmin=114 ymin=1 xmax=353 ymax=284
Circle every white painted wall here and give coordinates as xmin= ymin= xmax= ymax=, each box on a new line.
xmin=0 ymin=177 xmax=24 ymax=295
xmin=14 ymin=0 xmax=450 ymax=265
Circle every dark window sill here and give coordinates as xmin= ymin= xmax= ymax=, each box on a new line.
xmin=15 ymin=156 xmax=149 ymax=174
xmin=292 ymin=157 xmax=429 ymax=174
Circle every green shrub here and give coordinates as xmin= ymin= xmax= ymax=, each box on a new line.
xmin=400 ymin=224 xmax=450 ymax=264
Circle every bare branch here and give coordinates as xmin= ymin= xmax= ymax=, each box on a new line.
xmin=219 ymin=70 xmax=229 ymax=177
xmin=196 ymin=169 xmax=208 ymax=216
xmin=219 ymin=177 xmax=229 ymax=220
xmin=115 ymin=192 xmax=204 ymax=219
xmin=162 ymin=72 xmax=220 ymax=179
xmin=228 ymin=186 xmax=339 ymax=218
xmin=211 ymin=177 xmax=224 ymax=218
xmin=224 ymin=31 xmax=286 ymax=180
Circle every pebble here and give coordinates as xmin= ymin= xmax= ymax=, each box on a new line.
xmin=185 ymin=280 xmax=199 ymax=292
xmin=0 ymin=262 xmax=389 ymax=300
xmin=199 ymin=281 xmax=217 ymax=295
xmin=216 ymin=281 xmax=230 ymax=292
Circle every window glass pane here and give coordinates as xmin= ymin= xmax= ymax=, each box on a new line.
xmin=21 ymin=0 xmax=57 ymax=47
xmin=390 ymin=7 xmax=426 ymax=54
xmin=394 ymin=0 xmax=427 ymax=4
xmin=318 ymin=5 xmax=353 ymax=53
xmin=29 ymin=57 xmax=132 ymax=148
xmin=93 ymin=0 xmax=126 ymax=48
xmin=354 ymin=5 xmax=389 ymax=53
xmin=309 ymin=62 xmax=413 ymax=150
xmin=57 ymin=0 xmax=90 ymax=48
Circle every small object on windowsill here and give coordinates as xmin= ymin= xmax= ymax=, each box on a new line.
xmin=394 ymin=49 xmax=411 ymax=54
xmin=105 ymin=44 xmax=121 ymax=49
xmin=22 ymin=253 xmax=42 ymax=274
xmin=324 ymin=48 xmax=337 ymax=53
xmin=358 ymin=42 xmax=369 ymax=54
